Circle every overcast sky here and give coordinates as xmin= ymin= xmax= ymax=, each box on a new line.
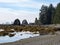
xmin=0 ymin=0 xmax=60 ymax=24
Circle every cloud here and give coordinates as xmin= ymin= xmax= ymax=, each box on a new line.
xmin=0 ymin=0 xmax=59 ymax=11
xmin=0 ymin=7 xmax=39 ymax=24
xmin=0 ymin=0 xmax=30 ymax=3
xmin=0 ymin=0 xmax=58 ymax=11
xmin=0 ymin=0 xmax=59 ymax=24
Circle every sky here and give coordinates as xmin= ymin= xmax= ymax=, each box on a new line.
xmin=0 ymin=0 xmax=60 ymax=24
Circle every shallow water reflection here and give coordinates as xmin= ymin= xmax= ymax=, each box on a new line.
xmin=0 ymin=31 xmax=39 ymax=43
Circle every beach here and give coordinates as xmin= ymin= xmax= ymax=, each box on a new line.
xmin=0 ymin=32 xmax=60 ymax=45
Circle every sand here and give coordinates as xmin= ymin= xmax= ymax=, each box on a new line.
xmin=0 ymin=35 xmax=60 ymax=45
xmin=0 ymin=32 xmax=60 ymax=45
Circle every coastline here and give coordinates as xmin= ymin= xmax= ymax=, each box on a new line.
xmin=0 ymin=34 xmax=60 ymax=45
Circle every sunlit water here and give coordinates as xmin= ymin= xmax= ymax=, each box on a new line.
xmin=0 ymin=31 xmax=39 ymax=43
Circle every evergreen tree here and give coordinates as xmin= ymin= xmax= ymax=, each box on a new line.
xmin=39 ymin=5 xmax=48 ymax=24
xmin=39 ymin=4 xmax=55 ymax=25
xmin=53 ymin=3 xmax=60 ymax=24
xmin=35 ymin=18 xmax=38 ymax=25
xmin=47 ymin=4 xmax=55 ymax=24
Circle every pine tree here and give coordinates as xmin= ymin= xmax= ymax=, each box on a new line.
xmin=35 ymin=18 xmax=39 ymax=25
xmin=47 ymin=4 xmax=55 ymax=24
xmin=39 ymin=5 xmax=48 ymax=24
xmin=53 ymin=3 xmax=60 ymax=24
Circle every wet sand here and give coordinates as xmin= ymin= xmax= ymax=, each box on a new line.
xmin=0 ymin=34 xmax=60 ymax=45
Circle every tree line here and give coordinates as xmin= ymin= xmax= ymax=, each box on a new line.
xmin=35 ymin=3 xmax=60 ymax=25
xmin=13 ymin=3 xmax=60 ymax=25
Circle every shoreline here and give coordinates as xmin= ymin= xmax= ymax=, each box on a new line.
xmin=0 ymin=34 xmax=60 ymax=45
